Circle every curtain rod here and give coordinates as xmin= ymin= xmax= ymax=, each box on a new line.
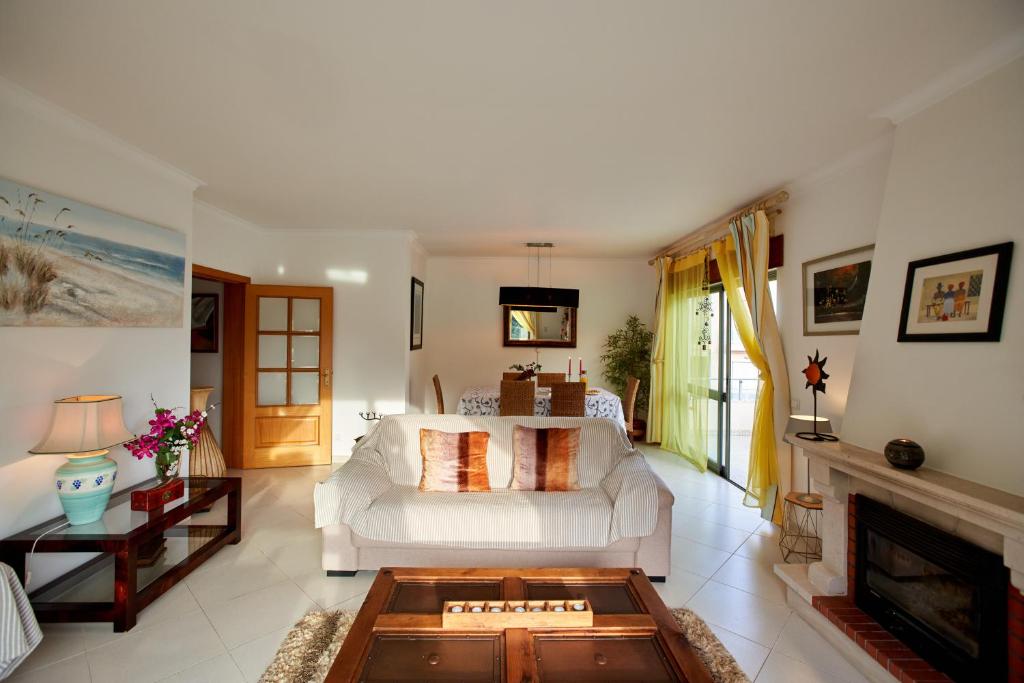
xmin=647 ymin=190 xmax=789 ymax=265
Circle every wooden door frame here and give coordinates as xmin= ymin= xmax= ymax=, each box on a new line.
xmin=192 ymin=263 xmax=251 ymax=469
xmin=243 ymin=284 xmax=334 ymax=468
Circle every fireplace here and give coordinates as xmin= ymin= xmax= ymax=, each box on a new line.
xmin=854 ymin=495 xmax=1008 ymax=682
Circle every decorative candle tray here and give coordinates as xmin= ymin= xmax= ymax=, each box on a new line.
xmin=441 ymin=599 xmax=593 ymax=629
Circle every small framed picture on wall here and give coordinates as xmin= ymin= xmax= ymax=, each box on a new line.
xmin=190 ymin=293 xmax=218 ymax=353
xmin=897 ymin=241 xmax=1013 ymax=342
xmin=410 ymin=277 xmax=424 ymax=350
xmin=802 ymin=244 xmax=874 ymax=335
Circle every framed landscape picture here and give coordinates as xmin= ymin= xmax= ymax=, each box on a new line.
xmin=410 ymin=277 xmax=424 ymax=350
xmin=0 ymin=177 xmax=185 ymax=327
xmin=802 ymin=244 xmax=874 ymax=335
xmin=897 ymin=241 xmax=1013 ymax=342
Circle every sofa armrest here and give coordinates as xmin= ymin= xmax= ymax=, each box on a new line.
xmin=313 ymin=458 xmax=393 ymax=529
xmin=600 ymin=454 xmax=669 ymax=539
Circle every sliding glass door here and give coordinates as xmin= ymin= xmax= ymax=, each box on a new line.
xmin=705 ymin=286 xmax=727 ymax=477
xmin=706 ymin=275 xmax=777 ymax=489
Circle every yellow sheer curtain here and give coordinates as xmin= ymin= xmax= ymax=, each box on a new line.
xmin=652 ymin=250 xmax=709 ymax=470
xmin=646 ymin=257 xmax=669 ymax=443
xmin=712 ymin=211 xmax=784 ymax=514
xmin=510 ymin=309 xmax=536 ymax=338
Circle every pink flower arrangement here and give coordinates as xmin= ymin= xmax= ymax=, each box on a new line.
xmin=124 ymin=399 xmax=214 ymax=479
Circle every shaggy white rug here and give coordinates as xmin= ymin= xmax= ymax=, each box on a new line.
xmin=260 ymin=608 xmax=749 ymax=682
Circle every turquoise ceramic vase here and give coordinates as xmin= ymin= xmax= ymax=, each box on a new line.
xmin=55 ymin=452 xmax=118 ymax=525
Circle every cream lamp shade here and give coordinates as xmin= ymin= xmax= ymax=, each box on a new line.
xmin=786 ymin=414 xmax=833 ymax=435
xmin=29 ymin=395 xmax=135 ymax=456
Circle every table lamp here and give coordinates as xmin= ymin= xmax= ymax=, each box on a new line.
xmin=787 ymin=414 xmax=834 ymax=506
xmin=29 ymin=395 xmax=135 ymax=525
xmin=786 ymin=414 xmax=834 ymax=437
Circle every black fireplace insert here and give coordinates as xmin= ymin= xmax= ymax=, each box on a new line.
xmin=854 ymin=495 xmax=1007 ymax=682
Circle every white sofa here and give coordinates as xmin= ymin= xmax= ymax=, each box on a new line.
xmin=314 ymin=414 xmax=673 ymax=579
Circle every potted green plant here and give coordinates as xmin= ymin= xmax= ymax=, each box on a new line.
xmin=600 ymin=315 xmax=654 ymax=425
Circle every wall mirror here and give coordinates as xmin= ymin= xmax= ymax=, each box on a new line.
xmin=502 ymin=306 xmax=577 ymax=347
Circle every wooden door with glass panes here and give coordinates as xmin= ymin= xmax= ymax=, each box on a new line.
xmin=242 ymin=285 xmax=333 ymax=468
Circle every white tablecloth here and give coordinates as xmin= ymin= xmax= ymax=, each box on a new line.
xmin=456 ymin=386 xmax=627 ymax=430
xmin=0 ymin=563 xmax=41 ymax=680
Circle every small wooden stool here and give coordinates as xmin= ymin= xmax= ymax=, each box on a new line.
xmin=779 ymin=491 xmax=823 ymax=563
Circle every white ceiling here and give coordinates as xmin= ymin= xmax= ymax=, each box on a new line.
xmin=1 ymin=1 xmax=1022 ymax=257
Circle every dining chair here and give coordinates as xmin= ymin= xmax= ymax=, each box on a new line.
xmin=500 ymin=380 xmax=535 ymax=416
xmin=550 ymin=381 xmax=586 ymax=417
xmin=502 ymin=371 xmax=523 ymax=381
xmin=623 ymin=376 xmax=645 ymax=441
xmin=536 ymin=372 xmax=566 ymax=388
xmin=432 ymin=374 xmax=445 ymax=414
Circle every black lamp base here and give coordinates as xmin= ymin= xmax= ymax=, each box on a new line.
xmin=795 ymin=431 xmax=839 ymax=443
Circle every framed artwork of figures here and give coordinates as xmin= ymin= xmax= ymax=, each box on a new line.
xmin=802 ymin=244 xmax=874 ymax=335
xmin=897 ymin=241 xmax=1013 ymax=342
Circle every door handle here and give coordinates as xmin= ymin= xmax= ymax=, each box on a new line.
xmin=322 ymin=370 xmax=331 ymax=388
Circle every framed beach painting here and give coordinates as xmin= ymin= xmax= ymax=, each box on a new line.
xmin=410 ymin=277 xmax=424 ymax=350
xmin=802 ymin=244 xmax=874 ymax=335
xmin=897 ymin=241 xmax=1013 ymax=342
xmin=0 ymin=177 xmax=186 ymax=327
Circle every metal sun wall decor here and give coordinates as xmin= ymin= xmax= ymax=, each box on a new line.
xmin=696 ymin=256 xmax=713 ymax=350
xmin=796 ymin=350 xmax=838 ymax=443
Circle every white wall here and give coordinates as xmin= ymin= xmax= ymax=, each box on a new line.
xmin=189 ymin=277 xmax=224 ymax=441
xmin=191 ymin=214 xmax=415 ymax=456
xmin=843 ymin=56 xmax=1024 ymax=496
xmin=421 ymin=257 xmax=656 ymax=413
xmin=776 ymin=134 xmax=894 ymax=432
xmin=0 ymin=79 xmax=197 ymax=585
xmin=189 ymin=201 xmax=258 ymax=277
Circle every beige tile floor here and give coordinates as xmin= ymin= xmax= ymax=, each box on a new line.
xmin=9 ymin=445 xmax=871 ymax=683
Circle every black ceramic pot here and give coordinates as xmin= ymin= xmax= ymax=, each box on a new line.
xmin=884 ymin=439 xmax=925 ymax=470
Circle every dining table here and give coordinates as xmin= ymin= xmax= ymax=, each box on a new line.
xmin=456 ymin=384 xmax=627 ymax=431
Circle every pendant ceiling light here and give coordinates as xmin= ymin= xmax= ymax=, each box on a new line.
xmin=499 ymin=243 xmax=580 ymax=310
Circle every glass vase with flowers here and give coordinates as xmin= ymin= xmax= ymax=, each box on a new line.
xmin=124 ymin=398 xmax=211 ymax=482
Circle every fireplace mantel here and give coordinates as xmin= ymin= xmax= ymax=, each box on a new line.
xmin=784 ymin=435 xmax=1024 ymax=542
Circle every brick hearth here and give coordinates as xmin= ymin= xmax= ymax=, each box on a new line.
xmin=812 ymin=595 xmax=953 ymax=683
xmin=1011 ymin=583 xmax=1024 ymax=680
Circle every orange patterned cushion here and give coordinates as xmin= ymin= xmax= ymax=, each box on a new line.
xmin=511 ymin=425 xmax=581 ymax=491
xmin=418 ymin=428 xmax=491 ymax=492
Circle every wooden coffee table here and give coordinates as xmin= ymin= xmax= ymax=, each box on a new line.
xmin=326 ymin=567 xmax=714 ymax=682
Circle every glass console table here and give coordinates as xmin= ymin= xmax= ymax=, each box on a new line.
xmin=0 ymin=476 xmax=241 ymax=632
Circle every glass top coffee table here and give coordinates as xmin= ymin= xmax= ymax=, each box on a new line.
xmin=0 ymin=476 xmax=241 ymax=631
xmin=326 ymin=567 xmax=714 ymax=682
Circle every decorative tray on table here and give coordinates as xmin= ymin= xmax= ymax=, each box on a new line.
xmin=441 ymin=599 xmax=593 ymax=629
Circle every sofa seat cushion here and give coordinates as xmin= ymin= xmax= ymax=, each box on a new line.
xmin=350 ymin=485 xmax=615 ymax=549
